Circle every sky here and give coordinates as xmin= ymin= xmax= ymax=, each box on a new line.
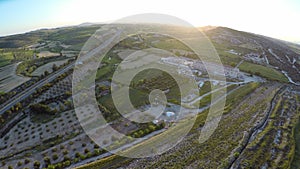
xmin=1 ymin=0 xmax=300 ymax=42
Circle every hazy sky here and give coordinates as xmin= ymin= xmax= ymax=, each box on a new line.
xmin=1 ymin=0 xmax=300 ymax=42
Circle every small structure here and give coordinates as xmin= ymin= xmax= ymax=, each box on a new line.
xmin=165 ymin=111 xmax=175 ymax=117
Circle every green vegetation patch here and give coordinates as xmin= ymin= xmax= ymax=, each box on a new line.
xmin=291 ymin=117 xmax=300 ymax=169
xmin=239 ymin=61 xmax=288 ymax=82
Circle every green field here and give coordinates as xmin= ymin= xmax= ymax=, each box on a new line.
xmin=152 ymin=39 xmax=191 ymax=51
xmin=77 ymin=82 xmax=266 ymax=169
xmin=0 ymin=52 xmax=13 ymax=67
xmin=291 ymin=117 xmax=300 ymax=169
xmin=239 ymin=61 xmax=288 ymax=82
xmin=0 ymin=49 xmax=35 ymax=67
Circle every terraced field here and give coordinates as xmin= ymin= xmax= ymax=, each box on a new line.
xmin=232 ymin=86 xmax=300 ymax=168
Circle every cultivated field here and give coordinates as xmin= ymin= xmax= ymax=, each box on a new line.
xmin=31 ymin=59 xmax=69 ymax=76
xmin=0 ymin=63 xmax=30 ymax=92
xmin=38 ymin=51 xmax=60 ymax=58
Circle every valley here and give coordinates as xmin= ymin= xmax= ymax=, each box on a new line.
xmin=0 ymin=24 xmax=299 ymax=169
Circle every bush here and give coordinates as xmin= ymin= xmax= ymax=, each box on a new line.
xmin=75 ymin=152 xmax=81 ymax=158
xmin=87 ymin=152 xmax=93 ymax=158
xmin=84 ymin=148 xmax=90 ymax=154
xmin=30 ymin=103 xmax=56 ymax=115
xmin=63 ymin=150 xmax=69 ymax=155
xmin=94 ymin=149 xmax=101 ymax=156
xmin=52 ymin=147 xmax=57 ymax=152
xmin=24 ymin=158 xmax=30 ymax=164
xmin=33 ymin=161 xmax=40 ymax=169
xmin=52 ymin=153 xmax=58 ymax=160
xmin=63 ymin=155 xmax=70 ymax=161
xmin=17 ymin=161 xmax=23 ymax=166
xmin=44 ymin=156 xmax=51 ymax=165
xmin=63 ymin=160 xmax=71 ymax=167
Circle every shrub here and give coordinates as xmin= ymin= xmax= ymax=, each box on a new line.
xmin=44 ymin=156 xmax=51 ymax=165
xmin=75 ymin=152 xmax=81 ymax=158
xmin=52 ymin=153 xmax=58 ymax=160
xmin=94 ymin=144 xmax=100 ymax=149
xmin=63 ymin=155 xmax=70 ymax=161
xmin=33 ymin=161 xmax=40 ymax=169
xmin=84 ymin=148 xmax=90 ymax=154
xmin=52 ymin=147 xmax=57 ymax=152
xmin=24 ymin=158 xmax=30 ymax=164
xmin=17 ymin=161 xmax=23 ymax=166
xmin=63 ymin=150 xmax=69 ymax=155
xmin=87 ymin=152 xmax=93 ymax=158
xmin=63 ymin=160 xmax=71 ymax=167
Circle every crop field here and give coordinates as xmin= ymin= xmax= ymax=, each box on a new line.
xmin=31 ymin=59 xmax=70 ymax=76
xmin=0 ymin=49 xmax=35 ymax=67
xmin=0 ymin=51 xmax=14 ymax=67
xmin=234 ymin=86 xmax=300 ymax=168
xmin=239 ymin=61 xmax=288 ymax=82
xmin=0 ymin=63 xmax=30 ymax=92
xmin=77 ymin=83 xmax=279 ymax=169
xmin=37 ymin=51 xmax=60 ymax=58
xmin=0 ymin=109 xmax=95 ymax=169
xmin=33 ymin=75 xmax=72 ymax=103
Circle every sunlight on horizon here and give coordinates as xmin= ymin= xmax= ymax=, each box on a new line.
xmin=0 ymin=0 xmax=300 ymax=42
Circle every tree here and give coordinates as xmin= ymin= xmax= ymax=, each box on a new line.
xmin=44 ymin=156 xmax=51 ymax=165
xmin=52 ymin=64 xmax=58 ymax=71
xmin=30 ymin=103 xmax=55 ymax=115
xmin=52 ymin=153 xmax=58 ymax=160
xmin=24 ymin=158 xmax=30 ymax=164
xmin=44 ymin=70 xmax=49 ymax=76
xmin=33 ymin=161 xmax=40 ymax=169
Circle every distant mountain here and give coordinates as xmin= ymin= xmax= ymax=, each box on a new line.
xmin=0 ymin=24 xmax=299 ymax=84
xmin=77 ymin=22 xmax=97 ymax=27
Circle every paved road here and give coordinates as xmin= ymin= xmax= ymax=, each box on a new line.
xmin=0 ymin=29 xmax=122 ymax=116
xmin=67 ymin=129 xmax=165 ymax=169
xmin=0 ymin=62 xmax=74 ymax=115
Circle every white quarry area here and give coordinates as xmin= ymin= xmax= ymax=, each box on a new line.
xmin=160 ymin=56 xmax=242 ymax=80
xmin=244 ymin=52 xmax=269 ymax=65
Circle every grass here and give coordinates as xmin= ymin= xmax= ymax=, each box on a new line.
xmin=237 ymin=89 xmax=299 ymax=168
xmin=99 ymin=88 xmax=149 ymax=114
xmin=291 ymin=117 xmax=300 ymax=169
xmin=0 ymin=49 xmax=35 ymax=68
xmin=76 ymin=155 xmax=130 ymax=169
xmin=239 ymin=61 xmax=288 ymax=82
xmin=152 ymin=38 xmax=191 ymax=51
xmin=213 ymin=43 xmax=243 ymax=67
xmin=31 ymin=59 xmax=69 ymax=76
xmin=79 ymin=82 xmax=264 ymax=169
xmin=0 ymin=51 xmax=14 ymax=67
xmin=47 ymin=25 xmax=101 ymax=51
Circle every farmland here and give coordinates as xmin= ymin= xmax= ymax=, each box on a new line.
xmin=0 ymin=63 xmax=30 ymax=92
xmin=238 ymin=61 xmax=289 ymax=83
xmin=31 ymin=59 xmax=70 ymax=76
xmin=0 ymin=24 xmax=299 ymax=169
